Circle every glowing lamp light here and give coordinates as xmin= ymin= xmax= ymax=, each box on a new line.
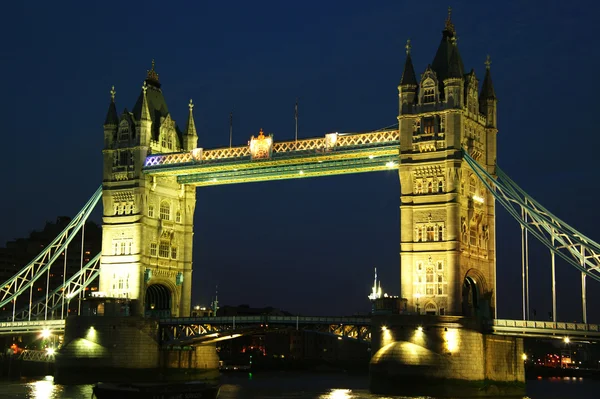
xmin=368 ymin=155 xmax=374 ymax=159
xmin=564 ymin=337 xmax=570 ymax=344
xmin=381 ymin=326 xmax=388 ymax=332
xmin=40 ymin=328 xmax=51 ymax=339
xmin=385 ymin=161 xmax=396 ymax=168
xmin=299 ymin=170 xmax=304 ymax=175
xmin=472 ymin=194 xmax=484 ymax=204
xmin=417 ymin=326 xmax=423 ymax=333
xmin=522 ymin=353 xmax=527 ymax=361
xmin=46 ymin=347 xmax=56 ymax=356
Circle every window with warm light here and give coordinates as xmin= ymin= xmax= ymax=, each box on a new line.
xmin=159 ymin=201 xmax=170 ymax=221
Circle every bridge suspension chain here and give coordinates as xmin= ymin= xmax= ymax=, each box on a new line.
xmin=11 ymin=253 xmax=101 ymax=322
xmin=0 ymin=186 xmax=102 ymax=311
xmin=463 ymin=150 xmax=600 ymax=283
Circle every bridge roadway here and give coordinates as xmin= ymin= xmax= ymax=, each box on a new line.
xmin=2 ymin=317 xmax=600 ymax=342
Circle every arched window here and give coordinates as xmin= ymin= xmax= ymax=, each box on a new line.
xmin=438 ymin=225 xmax=443 ymax=241
xmin=438 ymin=180 xmax=444 ymax=193
xmin=423 ymin=88 xmax=435 ymax=103
xmin=175 ymin=211 xmax=182 ymax=223
xmin=427 ymin=181 xmax=433 ymax=193
xmin=426 ymin=226 xmax=434 ymax=241
xmin=417 ymin=227 xmax=422 ymax=242
xmin=159 ymin=201 xmax=170 ymax=221
xmin=166 ymin=134 xmax=173 ymax=150
xmin=416 ymin=182 xmax=423 ymax=194
xmin=425 ymin=302 xmax=437 ymax=315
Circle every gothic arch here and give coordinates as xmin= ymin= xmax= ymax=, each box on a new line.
xmin=424 ymin=302 xmax=437 ymax=315
xmin=145 ymin=278 xmax=179 ymax=318
xmin=462 ymin=268 xmax=488 ymax=317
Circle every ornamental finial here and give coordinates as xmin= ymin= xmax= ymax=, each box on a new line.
xmin=485 ymin=55 xmax=491 ymax=70
xmin=258 ymin=128 xmax=264 ymax=138
xmin=405 ymin=39 xmax=411 ymax=55
xmin=445 ymin=6 xmax=455 ymax=34
xmin=110 ymin=85 xmax=116 ymax=101
xmin=142 ymin=81 xmax=148 ymax=94
xmin=146 ymin=59 xmax=159 ymax=83
xmin=189 ymin=99 xmax=194 ymax=112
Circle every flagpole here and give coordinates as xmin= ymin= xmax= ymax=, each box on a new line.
xmin=229 ymin=111 xmax=233 ymax=148
xmin=295 ymin=98 xmax=298 ymax=146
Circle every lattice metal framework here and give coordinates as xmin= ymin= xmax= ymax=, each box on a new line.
xmin=464 ymin=150 xmax=600 ymax=283
xmin=143 ymin=130 xmax=400 ymax=186
xmin=12 ymin=253 xmax=101 ymax=321
xmin=0 ymin=186 xmax=102 ymax=312
xmin=19 ymin=349 xmax=55 ymax=363
xmin=160 ymin=316 xmax=372 ymax=345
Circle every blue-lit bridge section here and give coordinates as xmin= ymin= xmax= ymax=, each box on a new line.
xmin=159 ymin=315 xmax=373 ymax=345
xmin=143 ymin=130 xmax=400 ymax=186
xmin=490 ymin=319 xmax=600 ymax=339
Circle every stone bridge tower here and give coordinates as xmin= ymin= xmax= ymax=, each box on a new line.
xmin=398 ymin=12 xmax=498 ymax=317
xmin=99 ymin=62 xmax=197 ymax=317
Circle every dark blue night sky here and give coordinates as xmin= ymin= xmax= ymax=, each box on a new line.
xmin=1 ymin=1 xmax=599 ymax=321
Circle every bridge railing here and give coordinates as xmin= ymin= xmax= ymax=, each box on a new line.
xmin=160 ymin=315 xmax=372 ymax=326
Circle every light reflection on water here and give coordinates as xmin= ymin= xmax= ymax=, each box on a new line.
xmin=0 ymin=373 xmax=598 ymax=399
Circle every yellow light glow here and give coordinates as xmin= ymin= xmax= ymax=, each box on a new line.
xmin=564 ymin=337 xmax=570 ymax=344
xmin=86 ymin=326 xmax=96 ymax=341
xmin=385 ymin=161 xmax=396 ymax=168
xmin=368 ymin=155 xmax=374 ymax=159
xmin=299 ymin=170 xmax=304 ymax=175
xmin=445 ymin=328 xmax=459 ymax=353
xmin=46 ymin=347 xmax=56 ymax=356
xmin=522 ymin=353 xmax=527 ymax=361
xmin=381 ymin=326 xmax=388 ymax=331
xmin=321 ymin=389 xmax=352 ymax=399
xmin=40 ymin=328 xmax=51 ymax=339
xmin=472 ymin=194 xmax=484 ymax=204
xmin=417 ymin=326 xmax=423 ymax=332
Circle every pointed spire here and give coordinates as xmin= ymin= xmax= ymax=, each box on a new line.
xmin=444 ymin=6 xmax=456 ymax=37
xmin=140 ymin=81 xmax=152 ymax=122
xmin=186 ymin=99 xmax=197 ymax=136
xmin=447 ymin=45 xmax=463 ymax=79
xmin=400 ymin=39 xmax=418 ymax=86
xmin=104 ymin=85 xmax=119 ymax=126
xmin=480 ymin=55 xmax=497 ymax=101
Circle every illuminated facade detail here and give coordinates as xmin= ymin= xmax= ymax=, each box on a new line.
xmin=249 ymin=129 xmax=274 ymax=160
xmin=398 ymin=16 xmax=497 ymax=316
xmin=100 ymin=61 xmax=197 ymax=317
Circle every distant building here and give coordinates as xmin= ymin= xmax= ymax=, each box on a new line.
xmin=0 ymin=217 xmax=101 ymax=319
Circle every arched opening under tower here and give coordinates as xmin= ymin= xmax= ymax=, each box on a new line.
xmin=462 ymin=276 xmax=479 ymax=317
xmin=145 ymin=284 xmax=172 ymax=318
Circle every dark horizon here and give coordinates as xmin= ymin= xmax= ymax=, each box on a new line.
xmin=1 ymin=1 xmax=599 ymax=322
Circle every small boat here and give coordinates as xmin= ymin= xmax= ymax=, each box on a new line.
xmin=91 ymin=381 xmax=220 ymax=399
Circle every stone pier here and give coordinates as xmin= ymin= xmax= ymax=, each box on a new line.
xmin=55 ymin=315 xmax=219 ymax=384
xmin=369 ymin=315 xmax=525 ymax=397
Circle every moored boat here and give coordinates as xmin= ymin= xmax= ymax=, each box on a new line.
xmin=92 ymin=381 xmax=220 ymax=399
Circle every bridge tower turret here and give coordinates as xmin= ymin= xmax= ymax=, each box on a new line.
xmin=397 ymin=10 xmax=497 ymax=318
xmin=99 ymin=61 xmax=196 ymax=317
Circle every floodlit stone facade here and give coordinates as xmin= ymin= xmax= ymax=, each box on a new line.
xmin=99 ymin=63 xmax=198 ymax=317
xmin=398 ymin=12 xmax=498 ymax=316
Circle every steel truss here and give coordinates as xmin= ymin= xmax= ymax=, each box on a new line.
xmin=19 ymin=349 xmax=55 ymax=363
xmin=160 ymin=316 xmax=372 ymax=345
xmin=11 ymin=253 xmax=101 ymax=321
xmin=143 ymin=130 xmax=400 ymax=186
xmin=463 ymin=150 xmax=600 ymax=283
xmin=0 ymin=186 xmax=102 ymax=318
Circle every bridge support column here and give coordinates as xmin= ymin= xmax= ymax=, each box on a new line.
xmin=369 ymin=315 xmax=525 ymax=397
xmin=55 ymin=315 xmax=219 ymax=384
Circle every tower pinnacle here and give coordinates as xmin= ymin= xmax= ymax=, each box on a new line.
xmin=445 ymin=6 xmax=455 ymax=35
xmin=405 ymin=39 xmax=411 ymax=55
xmin=485 ymin=54 xmax=492 ymax=70
xmin=104 ymin=85 xmax=118 ymax=126
xmin=110 ymin=85 xmax=116 ymax=102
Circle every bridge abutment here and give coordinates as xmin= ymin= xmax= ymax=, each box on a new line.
xmin=369 ymin=315 xmax=525 ymax=397
xmin=55 ymin=315 xmax=219 ymax=384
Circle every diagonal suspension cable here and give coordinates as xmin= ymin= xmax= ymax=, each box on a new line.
xmin=463 ymin=150 xmax=600 ymax=283
xmin=12 ymin=253 xmax=101 ymax=321
xmin=0 ymin=186 xmax=102 ymax=308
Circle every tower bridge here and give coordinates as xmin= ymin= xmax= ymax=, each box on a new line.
xmin=2 ymin=8 xmax=600 ymax=395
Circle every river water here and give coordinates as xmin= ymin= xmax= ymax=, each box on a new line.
xmin=0 ymin=373 xmax=598 ymax=398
